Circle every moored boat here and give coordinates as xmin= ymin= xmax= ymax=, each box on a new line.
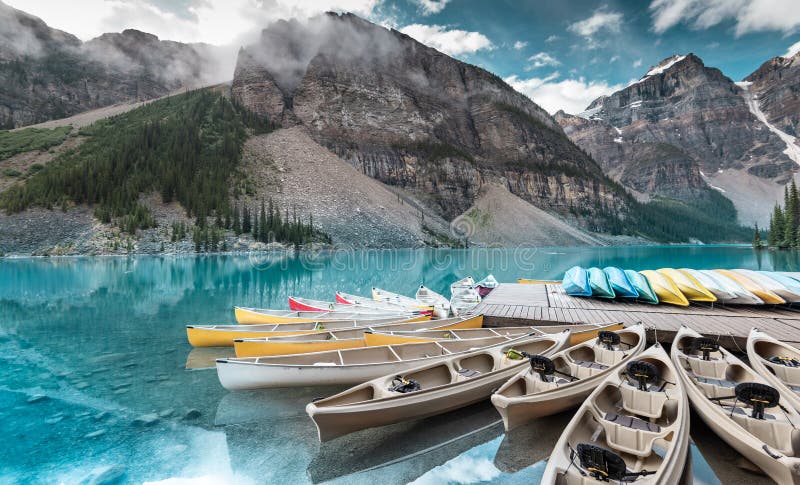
xmin=672 ymin=325 xmax=800 ymax=483
xmin=414 ymin=285 xmax=450 ymax=319
xmin=714 ymin=269 xmax=785 ymax=304
xmin=657 ymin=268 xmax=716 ymax=302
xmin=491 ymin=324 xmax=647 ymax=431
xmin=624 ymin=269 xmax=658 ymax=304
xmin=449 ymin=287 xmax=481 ymax=316
xmin=639 ymin=270 xmax=689 ymax=306
xmin=541 ymin=342 xmax=689 ymax=484
xmin=371 ymin=287 xmax=429 ymax=309
xmin=475 ymin=274 xmax=499 ymax=297
xmin=587 ymin=267 xmax=614 ymax=298
xmin=561 ymin=266 xmax=591 ymax=297
xmin=747 ymin=328 xmax=800 ymax=412
xmin=603 ymin=266 xmax=638 ymax=298
xmin=734 ymin=269 xmax=800 ymax=303
xmin=305 ymin=331 xmax=571 ymax=441
xmin=234 ymin=306 xmax=424 ymax=325
xmin=232 ymin=315 xmax=483 ymax=357
xmin=289 ymin=295 xmax=423 ymax=314
xmin=449 ymin=276 xmax=476 ymax=295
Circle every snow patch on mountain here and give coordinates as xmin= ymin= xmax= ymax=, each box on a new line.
xmin=739 ymin=82 xmax=800 ymax=165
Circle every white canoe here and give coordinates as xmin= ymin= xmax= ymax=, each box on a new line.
xmin=219 ymin=330 xmax=550 ymax=390
xmin=371 ymin=287 xmax=426 ymax=308
xmin=414 ymin=285 xmax=450 ymax=319
xmin=672 ymin=325 xmax=800 ymax=484
xmin=450 ymin=276 xmax=476 ymax=295
xmin=289 ymin=295 xmax=421 ymax=314
xmin=234 ymin=306 xmax=414 ymax=324
xmin=697 ymin=270 xmax=763 ymax=304
xmin=679 ymin=269 xmax=737 ymax=301
xmin=747 ymin=328 xmax=800 ymax=412
xmin=492 ymin=324 xmax=647 ymax=431
xmin=450 ymin=287 xmax=481 ymax=316
xmin=541 ymin=343 xmax=690 ymax=484
xmin=733 ymin=269 xmax=800 ymax=302
xmin=306 ymin=331 xmax=571 ymax=441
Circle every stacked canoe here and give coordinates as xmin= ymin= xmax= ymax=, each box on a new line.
xmin=561 ymin=266 xmax=800 ymax=306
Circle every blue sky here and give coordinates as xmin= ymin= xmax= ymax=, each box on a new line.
xmin=9 ymin=0 xmax=800 ymax=114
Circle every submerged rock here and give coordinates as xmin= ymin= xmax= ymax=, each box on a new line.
xmin=75 ymin=382 xmax=90 ymax=390
xmin=83 ymin=429 xmax=107 ymax=439
xmin=27 ymin=394 xmax=47 ymax=404
xmin=132 ymin=413 xmax=159 ymax=426
xmin=183 ymin=409 xmax=201 ymax=420
xmin=81 ymin=464 xmax=125 ymax=485
xmin=158 ymin=408 xmax=174 ymax=418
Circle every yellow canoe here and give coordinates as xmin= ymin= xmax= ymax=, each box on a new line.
xmin=234 ymin=306 xmax=430 ymax=324
xmin=517 ymin=279 xmax=560 ymax=285
xmin=364 ymin=322 xmax=624 ymax=347
xmin=233 ymin=315 xmax=483 ymax=357
xmin=657 ymin=268 xmax=716 ymax=302
xmin=188 ymin=315 xmax=428 ymax=348
xmin=640 ymin=270 xmax=689 ymax=306
xmin=714 ymin=269 xmax=785 ymax=304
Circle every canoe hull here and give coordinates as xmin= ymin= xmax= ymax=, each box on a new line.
xmin=234 ymin=307 xmax=428 ymax=324
xmin=587 ymin=267 xmax=615 ymax=298
xmin=624 ymin=269 xmax=658 ymax=304
xmin=562 ymin=266 xmax=592 ymax=297
xmin=640 ymin=270 xmax=689 ymax=306
xmin=747 ymin=328 xmax=800 ymax=412
xmin=603 ymin=266 xmax=638 ymax=298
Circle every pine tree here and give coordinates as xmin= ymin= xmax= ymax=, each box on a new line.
xmin=252 ymin=206 xmax=259 ymax=240
xmin=233 ymin=204 xmax=241 ymax=235
xmin=784 ymin=185 xmax=797 ymax=248
xmin=242 ymin=206 xmax=251 ymax=233
xmin=753 ymin=223 xmax=762 ymax=249
xmin=259 ymin=200 xmax=267 ymax=243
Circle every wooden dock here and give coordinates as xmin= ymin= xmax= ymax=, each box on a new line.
xmin=474 ymin=283 xmax=800 ymax=348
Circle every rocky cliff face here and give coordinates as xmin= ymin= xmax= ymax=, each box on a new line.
xmin=746 ymin=52 xmax=800 ymax=137
xmin=0 ymin=1 xmax=224 ymax=128
xmin=233 ymin=13 xmax=624 ymax=226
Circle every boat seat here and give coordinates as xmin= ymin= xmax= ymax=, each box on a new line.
xmin=457 ymin=368 xmax=480 ymax=378
xmin=605 ymin=413 xmax=662 ymax=433
xmin=575 ymin=360 xmax=609 ymax=370
xmin=695 ymin=376 xmax=736 ymax=388
xmin=724 ymin=406 xmax=777 ymax=421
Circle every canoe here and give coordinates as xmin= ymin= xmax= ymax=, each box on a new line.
xmin=449 ymin=287 xmax=481 ymax=316
xmin=364 ymin=322 xmax=625 ymax=347
xmin=603 ymin=266 xmax=638 ymax=298
xmin=305 ymin=331 xmax=571 ymax=441
xmin=639 ymin=270 xmax=689 ymax=306
xmin=335 ymin=291 xmax=376 ymax=305
xmin=747 ymin=328 xmax=800 ymax=412
xmin=517 ymin=279 xmax=560 ymax=284
xmin=697 ymin=269 xmax=764 ymax=304
xmin=679 ymin=268 xmax=737 ymax=302
xmin=475 ymin=274 xmax=499 ymax=297
xmin=491 ymin=324 xmax=647 ymax=431
xmin=232 ymin=315 xmax=483 ymax=357
xmin=234 ymin=306 xmax=424 ymax=325
xmin=657 ymin=268 xmax=716 ymax=302
xmin=561 ymin=266 xmax=591 ymax=297
xmin=761 ymin=272 xmax=800 ymax=298
xmin=587 ymin=267 xmax=614 ymax=298
xmin=188 ymin=315 xmax=436 ymax=348
xmin=541 ymin=343 xmax=689 ymax=484
xmin=714 ymin=269 xmax=785 ymax=304
xmin=450 ymin=276 xmax=476 ymax=295
xmin=624 ymin=270 xmax=658 ymax=304
xmin=288 ymin=296 xmax=424 ymax=314
xmin=371 ymin=287 xmax=429 ymax=309
xmin=735 ymin=269 xmax=800 ymax=303
xmin=671 ymin=325 xmax=800 ymax=483
xmin=219 ymin=330 xmax=567 ymax=391
xmin=414 ymin=285 xmax=450 ymax=319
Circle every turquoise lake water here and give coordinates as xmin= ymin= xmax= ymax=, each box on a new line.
xmin=0 ymin=245 xmax=789 ymax=484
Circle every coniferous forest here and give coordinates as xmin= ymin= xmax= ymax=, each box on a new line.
xmin=766 ymin=180 xmax=800 ymax=249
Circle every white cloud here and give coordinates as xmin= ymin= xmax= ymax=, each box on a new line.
xmin=545 ymin=34 xmax=560 ymax=43
xmin=513 ymin=40 xmax=528 ymax=50
xmin=568 ymin=8 xmax=624 ymax=36
xmin=410 ymin=0 xmax=452 ymax=16
xmin=649 ymin=0 xmax=800 ymax=36
xmin=399 ymin=24 xmax=493 ymax=55
xmin=784 ymin=40 xmax=800 ymax=58
xmin=4 ymin=0 xmax=382 ymax=45
xmin=633 ymin=58 xmax=643 ymax=67
xmin=527 ymin=52 xmax=560 ymax=68
xmin=504 ymin=73 xmax=625 ymax=114
xmin=610 ymin=55 xmax=620 ymax=63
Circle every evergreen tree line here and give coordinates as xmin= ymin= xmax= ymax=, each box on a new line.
xmin=228 ymin=199 xmax=330 ymax=247
xmin=767 ymin=180 xmax=800 ymax=248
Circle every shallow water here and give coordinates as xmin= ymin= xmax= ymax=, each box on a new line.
xmin=0 ymin=246 xmax=788 ymax=483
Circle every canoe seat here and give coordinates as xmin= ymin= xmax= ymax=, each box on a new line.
xmin=457 ymin=368 xmax=480 ymax=378
xmin=695 ymin=376 xmax=736 ymax=388
xmin=724 ymin=406 xmax=776 ymax=421
xmin=575 ymin=360 xmax=609 ymax=370
xmin=605 ymin=413 xmax=662 ymax=433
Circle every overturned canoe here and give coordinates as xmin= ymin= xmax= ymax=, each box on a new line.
xmin=188 ymin=315 xmax=433 ymax=348
xmin=233 ymin=315 xmax=483 ymax=357
xmin=364 ymin=322 xmax=624 ymax=347
xmin=658 ymin=268 xmax=716 ymax=302
xmin=491 ymin=324 xmax=646 ymax=431
xmin=714 ymin=269 xmax=785 ymax=304
xmin=234 ymin=306 xmax=425 ymax=325
xmin=562 ymin=266 xmax=591 ymax=297
xmin=603 ymin=267 xmax=638 ymax=298
xmin=679 ymin=268 xmax=737 ymax=302
xmin=747 ymin=328 xmax=800 ymax=412
xmin=588 ymin=267 xmax=614 ymax=298
xmin=624 ymin=270 xmax=658 ymax=304
xmin=734 ymin=269 xmax=800 ymax=303
xmin=697 ymin=269 xmax=763 ymax=304
xmin=761 ymin=272 xmax=800 ymax=298
xmin=672 ymin=325 xmax=800 ymax=484
xmin=414 ymin=285 xmax=450 ymax=319
xmin=542 ymin=343 xmax=689 ymax=484
xmin=640 ymin=270 xmax=689 ymax=306
xmin=305 ymin=331 xmax=571 ymax=441
xmin=475 ymin=274 xmax=499 ymax=297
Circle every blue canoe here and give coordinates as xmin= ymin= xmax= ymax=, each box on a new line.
xmin=588 ymin=267 xmax=615 ymax=298
xmin=562 ymin=266 xmax=592 ymax=296
xmin=624 ymin=270 xmax=659 ymax=304
xmin=603 ymin=267 xmax=638 ymax=298
xmin=760 ymin=271 xmax=800 ymax=295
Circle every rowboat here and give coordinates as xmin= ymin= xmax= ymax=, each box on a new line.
xmin=188 ymin=315 xmax=434 ymax=348
xmin=639 ymin=270 xmax=689 ymax=306
xmin=517 ymin=279 xmax=560 ymax=284
xmin=747 ymin=328 xmax=800 ymax=412
xmin=587 ymin=267 xmax=614 ymax=298
xmin=414 ymin=285 xmax=450 ymax=319
xmin=624 ymin=270 xmax=658 ymax=304
xmin=603 ymin=266 xmax=638 ymax=298
xmin=657 ymin=268 xmax=716 ymax=302
xmin=561 ymin=266 xmax=591 ymax=297
xmin=734 ymin=269 xmax=800 ymax=302
xmin=449 ymin=287 xmax=481 ymax=316
xmin=671 ymin=325 xmax=800 ymax=483
xmin=450 ymin=276 xmax=476 ymax=294
xmin=305 ymin=331 xmax=571 ymax=441
xmin=335 ymin=291 xmax=374 ymax=305
xmin=219 ymin=330 xmax=568 ymax=391
xmin=371 ymin=287 xmax=428 ymax=309
xmin=714 ymin=269 xmax=785 ymax=304
xmin=697 ymin=269 xmax=763 ymax=304
xmin=679 ymin=268 xmax=737 ymax=302
xmin=232 ymin=315 xmax=483 ymax=357
xmin=491 ymin=324 xmax=646 ymax=431
xmin=364 ymin=322 xmax=624 ymax=347
xmin=288 ymin=296 xmax=423 ymax=314
xmin=541 ymin=343 xmax=689 ymax=484
xmin=475 ymin=274 xmax=499 ymax=297
xmin=234 ymin=306 xmax=423 ymax=325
